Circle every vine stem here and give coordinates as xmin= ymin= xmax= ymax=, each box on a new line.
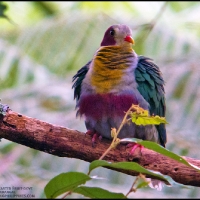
xmin=99 ymin=105 xmax=134 ymax=160
xmin=125 ymin=175 xmax=139 ymax=197
xmin=62 ymin=191 xmax=71 ymax=199
xmin=125 ymin=173 xmax=150 ymax=197
xmin=99 ymin=145 xmax=114 ymax=160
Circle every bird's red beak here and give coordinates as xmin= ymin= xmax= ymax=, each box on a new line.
xmin=124 ymin=35 xmax=135 ymax=44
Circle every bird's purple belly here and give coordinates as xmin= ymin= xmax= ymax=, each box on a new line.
xmin=78 ymin=93 xmax=138 ymax=120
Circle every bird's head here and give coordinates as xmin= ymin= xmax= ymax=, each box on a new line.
xmin=100 ymin=24 xmax=134 ymax=47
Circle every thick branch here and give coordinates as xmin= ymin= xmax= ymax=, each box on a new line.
xmin=0 ymin=107 xmax=200 ymax=187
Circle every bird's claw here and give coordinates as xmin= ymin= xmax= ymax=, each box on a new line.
xmin=86 ymin=130 xmax=102 ymax=147
xmin=126 ymin=142 xmax=143 ymax=155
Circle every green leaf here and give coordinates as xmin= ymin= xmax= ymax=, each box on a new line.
xmin=129 ymin=104 xmax=168 ymax=125
xmin=89 ymin=160 xmax=179 ymax=185
xmin=44 ymin=172 xmax=91 ymax=198
xmin=135 ymin=180 xmax=150 ymax=190
xmin=120 ymin=138 xmax=200 ymax=172
xmin=74 ymin=186 xmax=127 ymax=199
xmin=131 ymin=115 xmax=168 ymax=125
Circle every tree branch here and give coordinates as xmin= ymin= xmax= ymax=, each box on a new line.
xmin=0 ymin=106 xmax=200 ymax=187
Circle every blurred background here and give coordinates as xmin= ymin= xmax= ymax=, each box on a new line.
xmin=0 ymin=1 xmax=200 ymax=198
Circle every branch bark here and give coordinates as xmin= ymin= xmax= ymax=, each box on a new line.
xmin=0 ymin=106 xmax=200 ymax=187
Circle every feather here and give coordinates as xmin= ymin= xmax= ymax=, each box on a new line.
xmin=72 ymin=61 xmax=91 ymax=101
xmin=135 ymin=56 xmax=166 ymax=147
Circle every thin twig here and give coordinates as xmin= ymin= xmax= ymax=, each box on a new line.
xmin=99 ymin=144 xmax=114 ymax=160
xmin=125 ymin=175 xmax=140 ymax=197
xmin=62 ymin=191 xmax=71 ymax=199
xmin=99 ymin=106 xmax=134 ymax=160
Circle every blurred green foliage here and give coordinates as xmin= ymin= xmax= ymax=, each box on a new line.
xmin=0 ymin=1 xmax=7 ymax=18
xmin=0 ymin=1 xmax=200 ymax=198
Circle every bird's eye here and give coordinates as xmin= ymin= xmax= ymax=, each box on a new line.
xmin=109 ymin=30 xmax=115 ymax=36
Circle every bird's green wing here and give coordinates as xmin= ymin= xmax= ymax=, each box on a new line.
xmin=72 ymin=61 xmax=91 ymax=102
xmin=135 ymin=56 xmax=166 ymax=147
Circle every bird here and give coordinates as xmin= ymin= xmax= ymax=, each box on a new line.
xmin=72 ymin=24 xmax=166 ymax=149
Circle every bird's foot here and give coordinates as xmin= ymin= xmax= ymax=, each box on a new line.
xmin=126 ymin=142 xmax=143 ymax=155
xmin=86 ymin=130 xmax=102 ymax=147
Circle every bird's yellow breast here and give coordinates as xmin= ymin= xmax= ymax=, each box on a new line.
xmin=90 ymin=46 xmax=134 ymax=93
